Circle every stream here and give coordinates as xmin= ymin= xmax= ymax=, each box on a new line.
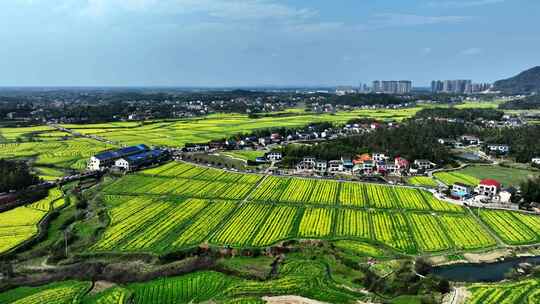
xmin=432 ymin=256 xmax=540 ymax=282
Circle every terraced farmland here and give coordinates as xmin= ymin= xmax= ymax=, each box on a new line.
xmin=0 ymin=188 xmax=63 ymax=254
xmin=0 ymin=281 xmax=91 ymax=304
xmin=0 ymin=259 xmax=362 ymax=304
xmin=467 ymin=278 xmax=540 ymax=304
xmin=479 ymin=210 xmax=540 ymax=245
xmin=90 ymin=162 xmax=540 ymax=254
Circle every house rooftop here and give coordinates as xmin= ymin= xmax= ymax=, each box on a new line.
xmin=479 ymin=179 xmax=501 ymax=188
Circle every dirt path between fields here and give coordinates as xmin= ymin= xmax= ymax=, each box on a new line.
xmin=262 ymin=295 xmax=329 ymax=304
xmin=443 ymin=287 xmax=470 ymax=304
xmin=463 ymin=249 xmax=511 ymax=263
xmin=88 ymin=281 xmax=116 ymax=295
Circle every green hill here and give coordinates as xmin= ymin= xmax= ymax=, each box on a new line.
xmin=494 ymin=66 xmax=540 ymax=94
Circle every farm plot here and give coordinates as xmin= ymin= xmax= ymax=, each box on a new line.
xmin=92 ymin=199 xmax=175 ymax=251
xmin=0 ymin=281 xmax=91 ymax=304
xmin=467 ymin=279 xmax=540 ymax=304
xmin=371 ymin=211 xmax=416 ymax=254
xmin=420 ymin=191 xmax=464 ymax=213
xmin=249 ymin=176 xmax=290 ymax=202
xmin=298 ymin=207 xmax=334 ymax=238
xmin=251 ymin=205 xmax=299 ymax=247
xmin=307 ymin=180 xmax=339 ymax=205
xmin=434 ymin=171 xmax=479 ymax=186
xmin=0 ymin=188 xmax=62 ymax=254
xmin=83 ymin=286 xmax=132 ymax=304
xmin=407 ymin=176 xmax=438 ymax=187
xmin=335 ymin=209 xmax=371 ymax=239
xmin=479 ymin=210 xmax=538 ymax=245
xmin=140 ymin=161 xmax=191 ymax=176
xmin=117 ymin=199 xmax=209 ymax=251
xmin=128 ymin=271 xmax=232 ymax=304
xmin=171 ymin=201 xmax=237 ymax=248
xmin=438 ymin=214 xmax=497 ymax=249
xmin=26 ymin=188 xmax=63 ymax=211
xmin=278 ymin=179 xmax=316 ymax=204
xmin=393 ymin=188 xmax=431 ymax=211
xmin=210 ymin=203 xmax=272 ymax=246
xmin=338 ymin=182 xmax=368 ymax=207
xmin=406 ymin=213 xmax=451 ymax=252
xmin=365 ymin=184 xmax=398 ymax=209
xmin=510 ymin=212 xmax=540 ymax=235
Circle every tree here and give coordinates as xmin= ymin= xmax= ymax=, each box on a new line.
xmin=520 ymin=176 xmax=540 ymax=205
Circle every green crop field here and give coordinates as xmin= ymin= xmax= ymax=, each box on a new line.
xmin=58 ymin=109 xmax=421 ymax=147
xmin=455 ymin=165 xmax=538 ymax=187
xmin=85 ymin=161 xmax=539 ymax=254
xmin=0 ymin=258 xmax=364 ymax=304
xmin=468 ymin=278 xmax=540 ymax=304
xmin=0 ymin=188 xmax=64 ymax=254
xmin=0 ymin=281 xmax=91 ymax=304
xmin=406 ymin=176 xmax=439 ymax=187
xmin=478 ymin=210 xmax=540 ymax=245
xmin=434 ymin=171 xmax=480 ymax=186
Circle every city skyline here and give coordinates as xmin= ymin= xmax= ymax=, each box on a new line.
xmin=0 ymin=0 xmax=539 ymax=87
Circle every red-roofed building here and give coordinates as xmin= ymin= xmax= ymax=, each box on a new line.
xmin=475 ymin=179 xmax=501 ymax=197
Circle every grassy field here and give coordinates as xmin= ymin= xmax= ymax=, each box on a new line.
xmin=82 ymin=161 xmax=540 ymax=255
xmin=222 ymin=150 xmax=265 ymax=161
xmin=458 ymin=165 xmax=537 ymax=187
xmin=0 ymin=188 xmax=64 ymax=254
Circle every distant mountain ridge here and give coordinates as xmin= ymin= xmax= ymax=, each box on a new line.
xmin=493 ymin=66 xmax=540 ymax=94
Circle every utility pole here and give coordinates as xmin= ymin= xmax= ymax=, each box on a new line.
xmin=64 ymin=230 xmax=69 ymax=258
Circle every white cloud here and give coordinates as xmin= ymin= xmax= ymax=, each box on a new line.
xmin=460 ymin=47 xmax=483 ymax=55
xmin=372 ymin=13 xmax=470 ymax=27
xmin=429 ymin=0 xmax=504 ymax=8
xmin=75 ymin=0 xmax=317 ymax=21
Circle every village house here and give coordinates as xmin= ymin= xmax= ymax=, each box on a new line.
xmin=315 ymin=161 xmax=327 ymax=175
xmin=413 ymin=159 xmax=436 ymax=171
xmin=460 ymin=135 xmax=481 ymax=146
xmin=372 ymin=153 xmax=388 ymax=162
xmin=475 ymin=179 xmax=502 ymax=197
xmin=451 ymin=183 xmax=473 ymax=199
xmin=88 ymin=144 xmax=150 ymax=171
xmin=486 ymin=144 xmax=510 ymax=155
xmin=265 ymin=152 xmax=282 ymax=162
xmin=341 ymin=157 xmax=354 ymax=173
xmin=362 ymin=160 xmax=376 ymax=175
xmin=114 ymin=149 xmax=168 ymax=171
xmin=328 ymin=160 xmax=343 ymax=173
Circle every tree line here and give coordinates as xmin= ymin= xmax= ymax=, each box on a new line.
xmin=279 ymin=120 xmax=470 ymax=167
xmin=0 ymin=160 xmax=41 ymax=193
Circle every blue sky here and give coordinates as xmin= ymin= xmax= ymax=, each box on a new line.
xmin=0 ymin=0 xmax=538 ymax=87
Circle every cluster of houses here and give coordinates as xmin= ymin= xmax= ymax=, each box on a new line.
xmin=438 ymin=135 xmax=511 ymax=156
xmin=451 ymin=178 xmax=513 ymax=203
xmin=182 ymin=121 xmax=395 ymax=154
xmin=294 ymin=154 xmax=435 ymax=177
xmin=87 ymin=144 xmax=170 ymax=172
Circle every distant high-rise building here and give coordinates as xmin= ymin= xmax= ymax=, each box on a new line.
xmin=372 ymin=80 xmax=412 ymax=94
xmin=432 ymin=80 xmax=472 ymax=94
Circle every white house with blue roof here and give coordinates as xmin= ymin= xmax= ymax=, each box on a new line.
xmin=114 ymin=149 xmax=167 ymax=171
xmin=87 ymin=144 xmax=150 ymax=171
